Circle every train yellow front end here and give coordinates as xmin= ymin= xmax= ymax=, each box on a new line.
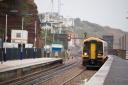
xmin=82 ymin=37 xmax=107 ymax=68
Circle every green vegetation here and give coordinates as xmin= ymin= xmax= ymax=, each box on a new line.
xmin=52 ymin=40 xmax=63 ymax=44
xmin=0 ymin=28 xmax=5 ymax=37
xmin=41 ymin=29 xmax=53 ymax=45
xmin=20 ymin=2 xmax=30 ymax=10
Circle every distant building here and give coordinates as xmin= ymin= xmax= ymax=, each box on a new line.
xmin=62 ymin=18 xmax=74 ymax=27
xmin=103 ymin=35 xmax=114 ymax=49
xmin=39 ymin=12 xmax=74 ymax=34
xmin=53 ymin=34 xmax=68 ymax=49
xmin=39 ymin=12 xmax=74 ymax=49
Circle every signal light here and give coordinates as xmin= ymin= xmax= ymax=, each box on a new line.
xmin=67 ymin=34 xmax=71 ymax=41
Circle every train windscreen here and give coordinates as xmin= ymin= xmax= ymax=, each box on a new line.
xmin=83 ymin=41 xmax=103 ymax=56
xmin=83 ymin=42 xmax=90 ymax=55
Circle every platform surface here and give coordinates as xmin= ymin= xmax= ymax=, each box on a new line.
xmin=86 ymin=55 xmax=128 ymax=85
xmin=0 ymin=58 xmax=62 ymax=73
xmin=87 ymin=55 xmax=113 ymax=85
xmin=104 ymin=55 xmax=128 ymax=85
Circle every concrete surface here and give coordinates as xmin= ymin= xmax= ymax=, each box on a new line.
xmin=86 ymin=55 xmax=113 ymax=85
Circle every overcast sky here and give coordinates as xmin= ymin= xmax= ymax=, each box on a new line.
xmin=34 ymin=0 xmax=128 ymax=32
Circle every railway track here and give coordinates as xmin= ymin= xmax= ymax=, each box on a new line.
xmin=3 ymin=56 xmax=97 ymax=85
xmin=2 ymin=58 xmax=78 ymax=85
xmin=60 ymin=69 xmax=96 ymax=85
xmin=1 ymin=63 xmax=62 ymax=85
xmin=60 ymin=68 xmax=86 ymax=85
xmin=39 ymin=57 xmax=97 ymax=85
xmin=19 ymin=56 xmax=96 ymax=85
xmin=23 ymin=59 xmax=78 ymax=85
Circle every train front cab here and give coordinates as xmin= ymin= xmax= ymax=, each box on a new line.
xmin=82 ymin=37 xmax=107 ymax=68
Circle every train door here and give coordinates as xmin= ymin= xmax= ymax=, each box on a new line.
xmin=90 ymin=43 xmax=96 ymax=59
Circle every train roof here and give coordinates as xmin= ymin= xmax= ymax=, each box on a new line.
xmin=84 ymin=37 xmax=107 ymax=44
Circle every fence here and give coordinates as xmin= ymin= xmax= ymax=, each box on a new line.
xmin=0 ymin=48 xmax=42 ymax=61
xmin=108 ymin=49 xmax=126 ymax=59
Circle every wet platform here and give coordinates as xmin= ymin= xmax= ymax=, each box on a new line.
xmin=85 ymin=55 xmax=128 ymax=85
xmin=0 ymin=58 xmax=63 ymax=84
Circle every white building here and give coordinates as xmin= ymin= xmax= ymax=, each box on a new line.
xmin=62 ymin=18 xmax=74 ymax=27
xmin=40 ymin=13 xmax=74 ymax=34
xmin=3 ymin=30 xmax=33 ymax=48
xmin=11 ymin=30 xmax=28 ymax=44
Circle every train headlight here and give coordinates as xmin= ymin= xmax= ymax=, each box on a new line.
xmin=84 ymin=53 xmax=87 ymax=55
xmin=97 ymin=54 xmax=103 ymax=58
xmin=98 ymin=54 xmax=101 ymax=56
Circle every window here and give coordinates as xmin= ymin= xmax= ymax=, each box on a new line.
xmin=16 ymin=33 xmax=21 ymax=38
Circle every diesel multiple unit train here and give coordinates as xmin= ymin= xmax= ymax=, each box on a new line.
xmin=82 ymin=37 xmax=108 ymax=68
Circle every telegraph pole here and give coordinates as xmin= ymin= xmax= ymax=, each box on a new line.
xmin=51 ymin=0 xmax=53 ymax=12
xmin=51 ymin=0 xmax=55 ymax=42
xmin=58 ymin=0 xmax=61 ymax=15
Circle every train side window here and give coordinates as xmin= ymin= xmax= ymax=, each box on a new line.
xmin=97 ymin=42 xmax=103 ymax=54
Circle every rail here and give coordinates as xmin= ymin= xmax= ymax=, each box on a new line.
xmin=60 ymin=69 xmax=86 ymax=85
xmin=15 ymin=60 xmax=77 ymax=85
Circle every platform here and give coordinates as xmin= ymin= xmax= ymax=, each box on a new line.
xmin=0 ymin=58 xmax=63 ymax=84
xmin=86 ymin=55 xmax=113 ymax=85
xmin=104 ymin=55 xmax=128 ymax=85
xmin=85 ymin=55 xmax=128 ymax=85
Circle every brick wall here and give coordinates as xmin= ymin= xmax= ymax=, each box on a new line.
xmin=0 ymin=0 xmax=43 ymax=48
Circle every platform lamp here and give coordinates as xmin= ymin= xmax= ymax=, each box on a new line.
xmin=3 ymin=10 xmax=19 ymax=63
xmin=33 ymin=20 xmax=37 ymax=58
xmin=32 ymin=15 xmax=38 ymax=58
xmin=20 ymin=16 xmax=24 ymax=60
xmin=3 ymin=14 xmax=8 ymax=62
xmin=20 ymin=13 xmax=33 ymax=60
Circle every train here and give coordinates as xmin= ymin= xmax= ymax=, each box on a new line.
xmin=81 ymin=37 xmax=108 ymax=68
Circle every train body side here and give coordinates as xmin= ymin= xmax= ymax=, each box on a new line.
xmin=82 ymin=37 xmax=107 ymax=68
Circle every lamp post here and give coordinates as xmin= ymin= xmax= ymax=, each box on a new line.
xmin=124 ymin=33 xmax=126 ymax=50
xmin=20 ymin=13 xmax=35 ymax=59
xmin=44 ymin=24 xmax=48 ymax=46
xmin=19 ymin=16 xmax=24 ymax=60
xmin=1 ymin=14 xmax=7 ymax=63
xmin=5 ymin=14 xmax=7 ymax=43
xmin=50 ymin=22 xmax=54 ymax=43
xmin=126 ymin=17 xmax=128 ymax=50
xmin=33 ymin=20 xmax=37 ymax=58
xmin=34 ymin=21 xmax=37 ymax=48
xmin=122 ymin=33 xmax=126 ymax=50
xmin=2 ymin=10 xmax=19 ymax=63
xmin=3 ymin=14 xmax=8 ymax=62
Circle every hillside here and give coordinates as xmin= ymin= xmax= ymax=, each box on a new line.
xmin=74 ymin=18 xmax=128 ymax=49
